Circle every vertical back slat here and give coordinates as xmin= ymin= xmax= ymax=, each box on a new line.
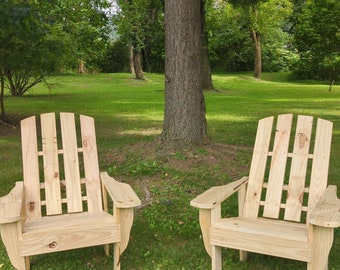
xmin=263 ymin=114 xmax=292 ymax=218
xmin=60 ymin=113 xmax=83 ymax=213
xmin=21 ymin=116 xmax=41 ymax=220
xmin=41 ymin=113 xmax=62 ymax=215
xmin=284 ymin=115 xmax=313 ymax=222
xmin=80 ymin=115 xmax=103 ymax=212
xmin=243 ymin=116 xmax=274 ymax=218
xmin=307 ymin=118 xmax=333 ymax=220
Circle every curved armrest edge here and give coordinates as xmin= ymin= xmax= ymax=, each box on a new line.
xmin=101 ymin=172 xmax=141 ymax=208
xmin=309 ymin=185 xmax=340 ymax=228
xmin=0 ymin=181 xmax=23 ymax=224
xmin=190 ymin=176 xmax=249 ymax=209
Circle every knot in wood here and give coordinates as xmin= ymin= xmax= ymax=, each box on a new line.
xmin=29 ymin=202 xmax=35 ymax=211
xmin=297 ymin=133 xmax=308 ymax=148
xmin=49 ymin=241 xmax=57 ymax=249
xmin=83 ymin=139 xmax=88 ymax=148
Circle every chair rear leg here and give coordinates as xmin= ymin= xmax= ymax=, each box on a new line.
xmin=104 ymin=244 xmax=110 ymax=256
xmin=113 ymin=243 xmax=121 ymax=270
xmin=240 ymin=250 xmax=248 ymax=261
xmin=212 ymin=245 xmax=222 ymax=270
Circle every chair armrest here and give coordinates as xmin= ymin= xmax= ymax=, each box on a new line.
xmin=0 ymin=181 xmax=23 ymax=224
xmin=190 ymin=176 xmax=249 ymax=209
xmin=100 ymin=172 xmax=141 ymax=208
xmin=309 ymin=185 xmax=340 ymax=228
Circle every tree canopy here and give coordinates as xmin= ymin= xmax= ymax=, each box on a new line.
xmin=292 ymin=0 xmax=340 ymax=81
xmin=0 ymin=0 xmax=110 ymax=97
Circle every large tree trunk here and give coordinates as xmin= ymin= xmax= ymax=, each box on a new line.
xmin=251 ymin=29 xmax=262 ymax=80
xmin=201 ymin=0 xmax=214 ymax=90
xmin=161 ymin=0 xmax=209 ymax=146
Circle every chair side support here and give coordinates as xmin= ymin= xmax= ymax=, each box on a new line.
xmin=0 ymin=181 xmax=27 ymax=269
xmin=190 ymin=177 xmax=249 ymax=257
xmin=101 ymin=172 xmax=141 ymax=270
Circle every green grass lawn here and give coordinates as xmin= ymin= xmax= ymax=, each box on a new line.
xmin=0 ymin=72 xmax=339 ymax=269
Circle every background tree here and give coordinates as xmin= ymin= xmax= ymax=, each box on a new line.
xmin=113 ymin=0 xmax=164 ymax=79
xmin=207 ymin=1 xmax=253 ymax=72
xmin=201 ymin=0 xmax=214 ymax=90
xmin=292 ymin=0 xmax=340 ymax=84
xmin=0 ymin=1 xmax=65 ymax=97
xmin=161 ymin=0 xmax=209 ymax=146
xmin=228 ymin=0 xmax=292 ymax=79
xmin=0 ymin=0 xmax=110 ymax=120
xmin=0 ymin=70 xmax=5 ymax=121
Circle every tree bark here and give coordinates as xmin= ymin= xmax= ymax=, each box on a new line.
xmin=201 ymin=0 xmax=214 ymax=90
xmin=161 ymin=0 xmax=209 ymax=146
xmin=0 ymin=71 xmax=6 ymax=121
xmin=251 ymin=29 xmax=262 ymax=80
xmin=129 ymin=45 xmax=136 ymax=75
xmin=133 ymin=49 xmax=145 ymax=80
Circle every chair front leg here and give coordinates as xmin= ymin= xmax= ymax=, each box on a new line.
xmin=307 ymin=225 xmax=333 ymax=270
xmin=0 ymin=222 xmax=27 ymax=270
xmin=198 ymin=205 xmax=221 ymax=257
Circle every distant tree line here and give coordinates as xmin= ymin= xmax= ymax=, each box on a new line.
xmin=107 ymin=0 xmax=338 ymax=82
xmin=1 ymin=0 xmax=339 ymax=119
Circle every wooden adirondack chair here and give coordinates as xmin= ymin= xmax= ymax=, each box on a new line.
xmin=0 ymin=112 xmax=141 ymax=270
xmin=191 ymin=114 xmax=340 ymax=270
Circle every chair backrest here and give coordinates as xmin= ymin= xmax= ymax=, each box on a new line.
xmin=242 ymin=114 xmax=333 ymax=223
xmin=21 ymin=112 xmax=103 ymax=221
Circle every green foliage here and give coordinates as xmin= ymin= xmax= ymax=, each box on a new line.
xmin=100 ymin=40 xmax=130 ymax=73
xmin=292 ymin=0 xmax=340 ymax=81
xmin=0 ymin=0 xmax=110 ymax=97
xmin=113 ymin=0 xmax=165 ymax=73
xmin=109 ymin=157 xmax=162 ymax=177
xmin=207 ymin=0 xmax=293 ymax=72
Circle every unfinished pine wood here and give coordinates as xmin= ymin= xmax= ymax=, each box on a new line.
xmin=307 ymin=118 xmax=333 ymax=218
xmin=284 ymin=115 xmax=313 ymax=222
xmin=211 ymin=218 xmax=311 ymax=262
xmin=190 ymin=114 xmax=339 ymax=270
xmin=309 ymin=185 xmax=340 ymax=228
xmin=80 ymin=115 xmax=102 ymax=212
xmin=0 ymin=112 xmax=141 ymax=270
xmin=21 ymin=212 xmax=120 ymax=256
xmin=243 ymin=116 xmax=273 ymax=218
xmin=101 ymin=172 xmax=141 ymax=208
xmin=263 ymin=114 xmax=292 ymax=218
xmin=41 ymin=113 xmax=62 ymax=215
xmin=0 ymin=181 xmax=23 ymax=224
xmin=21 ymin=116 xmax=42 ymax=221
xmin=60 ymin=112 xmax=83 ymax=213
xmin=190 ymin=177 xmax=249 ymax=209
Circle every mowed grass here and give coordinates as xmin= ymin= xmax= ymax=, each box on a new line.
xmin=0 ymin=72 xmax=339 ymax=269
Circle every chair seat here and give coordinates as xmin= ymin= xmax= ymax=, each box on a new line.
xmin=211 ymin=217 xmax=311 ymax=262
xmin=20 ymin=211 xmax=120 ymax=256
